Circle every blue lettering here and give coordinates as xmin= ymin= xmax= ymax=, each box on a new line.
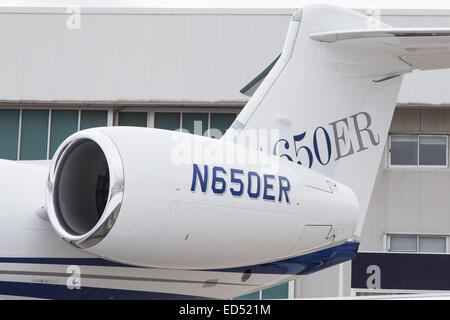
xmin=247 ymin=171 xmax=260 ymax=199
xmin=274 ymin=112 xmax=379 ymax=167
xmin=313 ymin=126 xmax=332 ymax=165
xmin=230 ymin=168 xmax=244 ymax=196
xmin=212 ymin=166 xmax=227 ymax=194
xmin=278 ymin=176 xmax=290 ymax=203
xmin=263 ymin=174 xmax=276 ymax=201
xmin=191 ymin=164 xmax=208 ymax=192
xmin=191 ymin=164 xmax=290 ymax=204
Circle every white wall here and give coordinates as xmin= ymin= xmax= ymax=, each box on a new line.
xmin=0 ymin=8 xmax=288 ymax=102
xmin=2 ymin=7 xmax=450 ymax=105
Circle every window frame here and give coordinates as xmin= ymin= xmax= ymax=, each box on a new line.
xmin=1 ymin=106 xmax=113 ymax=161
xmin=387 ymin=234 xmax=448 ymax=254
xmin=388 ymin=134 xmax=448 ymax=169
xmin=388 ymin=234 xmax=418 ymax=253
xmin=0 ymin=105 xmax=240 ymax=161
xmin=233 ymin=280 xmax=294 ymax=300
xmin=150 ymin=108 xmax=239 ymax=138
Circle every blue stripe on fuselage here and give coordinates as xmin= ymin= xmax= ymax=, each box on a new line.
xmin=0 ymin=281 xmax=209 ymax=300
xmin=214 ymin=241 xmax=359 ymax=275
xmin=0 ymin=241 xmax=359 ymax=299
xmin=0 ymin=241 xmax=359 ymax=275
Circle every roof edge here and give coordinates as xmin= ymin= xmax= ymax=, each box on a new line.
xmin=1 ymin=6 xmax=450 ymax=16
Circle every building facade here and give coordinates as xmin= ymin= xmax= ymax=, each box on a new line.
xmin=1 ymin=5 xmax=450 ymax=298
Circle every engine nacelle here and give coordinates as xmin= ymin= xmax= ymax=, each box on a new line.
xmin=46 ymin=127 xmax=360 ymax=269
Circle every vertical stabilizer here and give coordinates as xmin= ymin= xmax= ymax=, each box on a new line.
xmin=224 ymin=5 xmax=450 ymax=237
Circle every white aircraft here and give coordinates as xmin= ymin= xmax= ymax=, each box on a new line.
xmin=1 ymin=4 xmax=450 ymax=299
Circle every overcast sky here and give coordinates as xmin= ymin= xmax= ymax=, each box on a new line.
xmin=2 ymin=0 xmax=450 ymax=9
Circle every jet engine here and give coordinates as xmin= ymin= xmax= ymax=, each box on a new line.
xmin=46 ymin=127 xmax=360 ymax=269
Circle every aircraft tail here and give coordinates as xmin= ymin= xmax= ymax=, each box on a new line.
xmin=223 ymin=5 xmax=450 ymax=237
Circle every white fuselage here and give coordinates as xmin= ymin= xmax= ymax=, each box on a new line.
xmin=0 ymin=127 xmax=360 ymax=299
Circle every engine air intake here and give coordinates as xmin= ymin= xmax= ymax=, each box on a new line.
xmin=54 ymin=139 xmax=109 ymax=236
xmin=47 ymin=129 xmax=124 ymax=249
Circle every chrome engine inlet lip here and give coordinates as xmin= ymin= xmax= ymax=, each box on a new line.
xmin=46 ymin=129 xmax=124 ymax=249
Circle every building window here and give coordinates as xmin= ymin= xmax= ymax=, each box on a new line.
xmin=0 ymin=109 xmax=20 ymax=160
xmin=233 ymin=291 xmax=260 ymax=300
xmin=0 ymin=108 xmax=109 ymax=161
xmin=154 ymin=112 xmax=180 ymax=131
xmin=389 ymin=135 xmax=448 ymax=167
xmin=0 ymin=107 xmax=238 ymax=161
xmin=182 ymin=113 xmax=209 ymax=136
xmin=388 ymin=235 xmax=447 ymax=253
xmin=261 ymin=282 xmax=289 ymax=299
xmin=154 ymin=112 xmax=237 ymax=138
xmin=233 ymin=281 xmax=292 ymax=300
xmin=210 ymin=113 xmax=237 ymax=138
xmin=80 ymin=110 xmax=108 ymax=130
xmin=49 ymin=110 xmax=79 ymax=158
xmin=419 ymin=237 xmax=447 ymax=253
xmin=389 ymin=235 xmax=417 ymax=252
xmin=20 ymin=109 xmax=49 ymax=160
xmin=118 ymin=112 xmax=147 ymax=127
xmin=419 ymin=136 xmax=447 ymax=166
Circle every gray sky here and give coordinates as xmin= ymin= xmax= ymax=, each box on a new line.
xmin=2 ymin=0 xmax=450 ymax=9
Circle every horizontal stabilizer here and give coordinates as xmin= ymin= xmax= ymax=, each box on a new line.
xmin=310 ymin=28 xmax=450 ymax=70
